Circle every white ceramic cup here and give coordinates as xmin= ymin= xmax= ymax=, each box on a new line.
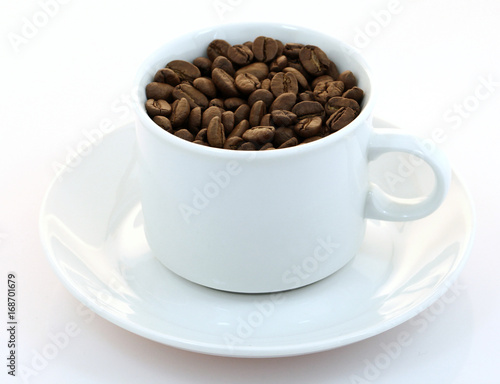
xmin=133 ymin=23 xmax=451 ymax=293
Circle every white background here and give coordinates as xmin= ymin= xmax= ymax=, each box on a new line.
xmin=1 ymin=0 xmax=499 ymax=383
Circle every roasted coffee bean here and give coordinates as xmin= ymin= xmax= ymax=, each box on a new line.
xmin=271 ymin=110 xmax=297 ymax=127
xmin=227 ymin=44 xmax=254 ymax=66
xmin=193 ymin=57 xmax=212 ymax=76
xmin=292 ymin=100 xmax=324 ymax=119
xmin=207 ymin=116 xmax=225 ymax=148
xmin=145 ymin=36 xmax=364 ymax=150
xmin=235 ymin=62 xmax=269 ymax=81
xmin=209 ymin=98 xmax=224 ymax=108
xmin=211 ymin=56 xmax=235 ymax=77
xmin=224 ymin=97 xmax=246 ymax=110
xmin=233 ymin=104 xmax=251 ymax=126
xmin=235 ymin=73 xmax=261 ymax=94
xmin=311 ymin=75 xmax=334 ymax=90
xmin=248 ymin=89 xmax=274 ymax=107
xmin=342 ymin=86 xmax=364 ymax=103
xmin=194 ymin=139 xmax=209 ymax=146
xmin=269 ymin=92 xmax=296 ymax=112
xmin=324 ymin=96 xmax=361 ymax=116
xmin=253 ymin=36 xmax=279 ymax=62
xmin=326 ymin=107 xmax=356 ymax=132
xmin=313 ymin=80 xmax=344 ymax=104
xmin=228 ymin=119 xmax=250 ymax=138
xmin=238 ymin=141 xmax=257 ymax=150
xmin=193 ymin=77 xmax=217 ymax=99
xmin=249 ymin=100 xmax=266 ymax=127
xmin=212 ymin=68 xmax=239 ymax=97
xmin=153 ymin=68 xmax=181 ymax=86
xmin=187 ymin=106 xmax=202 ymax=134
xmin=153 ymin=115 xmax=173 ymax=133
xmin=273 ymin=127 xmax=296 ymax=147
xmin=172 ymin=83 xmax=209 ymax=109
xmin=283 ymin=67 xmax=309 ymax=90
xmin=270 ymin=55 xmax=288 ymax=72
xmin=260 ymin=142 xmax=275 ymax=150
xmin=170 ymin=98 xmax=191 ymax=127
xmin=166 ymin=60 xmax=201 ymax=83
xmin=221 ymin=110 xmax=235 ymax=135
xmin=146 ymin=99 xmax=171 ymax=117
xmin=299 ymin=45 xmax=330 ymax=76
xmin=174 ymin=129 xmax=194 ymax=142
xmin=278 ymin=136 xmax=299 ymax=149
xmin=338 ymin=70 xmax=357 ymax=90
xmin=224 ymin=136 xmax=244 ymax=149
xmin=195 ymin=128 xmax=208 ymax=142
xmin=242 ymin=126 xmax=275 ymax=144
xmin=270 ymin=72 xmax=299 ymax=97
xmin=202 ymin=106 xmax=222 ymax=128
xmin=207 ymin=39 xmax=231 ymax=61
xmin=146 ymin=82 xmax=174 ymax=101
xmin=294 ymin=116 xmax=323 ymax=138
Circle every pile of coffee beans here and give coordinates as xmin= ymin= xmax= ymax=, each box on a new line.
xmin=144 ymin=36 xmax=364 ymax=150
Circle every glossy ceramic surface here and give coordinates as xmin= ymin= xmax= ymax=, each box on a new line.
xmin=39 ymin=120 xmax=474 ymax=357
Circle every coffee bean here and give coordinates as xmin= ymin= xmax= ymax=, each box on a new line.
xmin=233 ymin=104 xmax=251 ymax=126
xmin=270 ymin=72 xmax=299 ymax=97
xmin=278 ymin=136 xmax=299 ymax=149
xmin=187 ymin=106 xmax=202 ymax=134
xmin=248 ymin=89 xmax=274 ymax=107
xmin=261 ymin=78 xmax=271 ymax=91
xmin=227 ymin=119 xmax=250 ymax=139
xmin=195 ymin=128 xmax=208 ymax=142
xmin=170 ymin=98 xmax=191 ymax=127
xmin=209 ymin=98 xmax=224 ymax=108
xmin=253 ymin=36 xmax=279 ymax=62
xmin=294 ymin=116 xmax=323 ymax=138
xmin=172 ymin=83 xmax=209 ymax=109
xmin=283 ymin=43 xmax=303 ymax=58
xmin=153 ymin=68 xmax=181 ymax=86
xmin=207 ymin=39 xmax=231 ymax=61
xmin=153 ymin=115 xmax=173 ymax=133
xmin=193 ymin=57 xmax=212 ymax=76
xmin=313 ymin=80 xmax=344 ymax=104
xmin=291 ymin=100 xmax=324 ymax=119
xmin=235 ymin=62 xmax=269 ymax=81
xmin=166 ymin=60 xmax=201 ymax=83
xmin=211 ymin=56 xmax=236 ymax=77
xmin=269 ymin=92 xmax=296 ymax=112
xmin=298 ymin=91 xmax=315 ymax=102
xmin=193 ymin=77 xmax=217 ymax=99
xmin=202 ymin=106 xmax=222 ymax=128
xmin=235 ymin=73 xmax=261 ymax=94
xmin=227 ymin=44 xmax=254 ymax=66
xmin=146 ymin=99 xmax=171 ymax=117
xmin=311 ymin=75 xmax=334 ymax=90
xmin=270 ymin=55 xmax=288 ymax=72
xmin=194 ymin=139 xmax=209 ymax=146
xmin=221 ymin=110 xmax=235 ymax=135
xmin=224 ymin=97 xmax=246 ymax=110
xmin=260 ymin=113 xmax=272 ymax=126
xmin=324 ymin=97 xmax=361 ymax=116
xmin=207 ymin=116 xmax=225 ymax=148
xmin=249 ymin=100 xmax=266 ymax=127
xmin=338 ymin=70 xmax=357 ymax=90
xmin=283 ymin=67 xmax=309 ymax=90
xmin=326 ymin=107 xmax=356 ymax=132
xmin=260 ymin=142 xmax=275 ymax=150
xmin=174 ymin=129 xmax=194 ymax=142
xmin=146 ymin=82 xmax=174 ymax=101
xmin=299 ymin=45 xmax=330 ymax=76
xmin=223 ymin=136 xmax=244 ymax=150
xmin=273 ymin=127 xmax=296 ymax=147
xmin=242 ymin=126 xmax=275 ymax=144
xmin=238 ymin=141 xmax=257 ymax=151
xmin=271 ymin=110 xmax=297 ymax=127
xmin=342 ymin=86 xmax=364 ymax=103
xmin=212 ymin=68 xmax=239 ymax=97
xmin=301 ymin=136 xmax=322 ymax=144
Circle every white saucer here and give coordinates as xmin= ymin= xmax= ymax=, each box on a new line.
xmin=39 ymin=119 xmax=475 ymax=358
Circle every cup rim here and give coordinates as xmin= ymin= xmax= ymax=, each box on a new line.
xmin=133 ymin=22 xmax=376 ymax=159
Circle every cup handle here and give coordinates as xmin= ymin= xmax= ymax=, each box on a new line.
xmin=365 ymin=129 xmax=452 ymax=221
